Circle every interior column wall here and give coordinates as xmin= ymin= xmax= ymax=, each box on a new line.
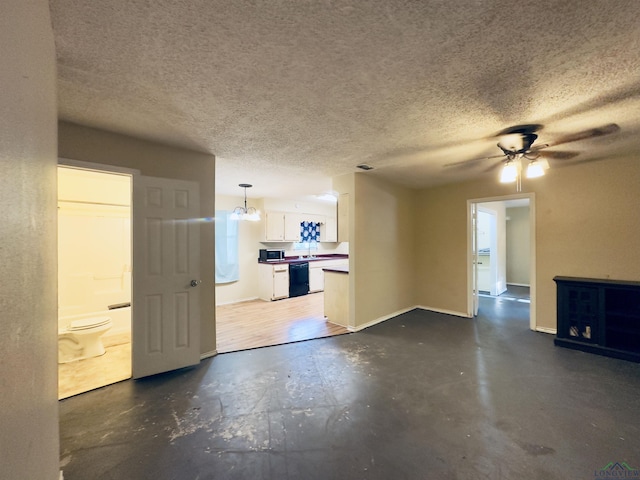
xmin=352 ymin=174 xmax=416 ymax=328
xmin=58 ymin=122 xmax=217 ymax=355
xmin=0 ymin=1 xmax=60 ymax=478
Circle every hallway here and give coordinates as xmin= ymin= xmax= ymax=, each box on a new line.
xmin=59 ymin=296 xmax=640 ymax=479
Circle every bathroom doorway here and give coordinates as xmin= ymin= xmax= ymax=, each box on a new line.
xmin=57 ymin=165 xmax=133 ymax=399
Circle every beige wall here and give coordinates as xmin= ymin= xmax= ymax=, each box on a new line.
xmin=415 ymin=155 xmax=640 ymax=330
xmin=352 ymin=174 xmax=416 ymax=328
xmin=0 ymin=1 xmax=60 ymax=478
xmin=506 ymin=206 xmax=530 ymax=285
xmin=58 ymin=122 xmax=217 ymax=354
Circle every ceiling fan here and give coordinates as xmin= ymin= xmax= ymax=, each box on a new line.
xmin=444 ymin=123 xmax=620 ymax=186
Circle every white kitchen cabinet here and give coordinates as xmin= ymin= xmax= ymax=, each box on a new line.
xmin=308 ymin=259 xmax=348 ymax=293
xmin=309 ymin=266 xmax=324 ymax=293
xmin=264 ymin=212 xmax=301 ymax=242
xmin=265 ymin=212 xmax=285 ymax=241
xmin=321 ymin=216 xmax=338 ymax=242
xmin=283 ymin=213 xmax=301 ymax=241
xmin=258 ymin=263 xmax=289 ymax=301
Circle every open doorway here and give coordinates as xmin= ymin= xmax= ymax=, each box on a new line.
xmin=468 ymin=194 xmax=536 ymax=330
xmin=57 ymin=166 xmax=132 ymax=399
xmin=213 ymin=194 xmax=349 ymax=353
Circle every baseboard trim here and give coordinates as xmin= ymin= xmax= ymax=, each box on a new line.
xmin=348 ymin=306 xmax=417 ymax=332
xmin=215 ymin=296 xmax=259 ymax=307
xmin=200 ymin=350 xmax=218 ymax=360
xmin=507 ymin=283 xmax=530 ymax=288
xmin=416 ymin=305 xmax=472 ymax=318
xmin=535 ymin=326 xmax=557 ymax=335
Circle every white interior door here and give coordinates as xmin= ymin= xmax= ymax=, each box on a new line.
xmin=132 ymin=175 xmax=201 ymax=379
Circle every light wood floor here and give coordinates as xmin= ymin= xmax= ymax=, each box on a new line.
xmin=216 ymin=291 xmax=350 ymax=353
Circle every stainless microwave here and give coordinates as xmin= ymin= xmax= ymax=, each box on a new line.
xmin=259 ymin=249 xmax=285 ymax=261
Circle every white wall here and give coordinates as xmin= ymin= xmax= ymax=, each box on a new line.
xmin=58 ymin=168 xmax=132 ymax=329
xmin=0 ymin=1 xmax=60 ymax=478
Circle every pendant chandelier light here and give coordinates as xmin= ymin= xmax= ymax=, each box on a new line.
xmin=230 ymin=183 xmax=260 ymax=221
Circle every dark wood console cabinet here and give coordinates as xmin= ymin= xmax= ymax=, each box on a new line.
xmin=554 ymin=276 xmax=640 ymax=362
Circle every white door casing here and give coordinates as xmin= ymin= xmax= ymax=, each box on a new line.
xmin=471 ymin=203 xmax=479 ymax=317
xmin=467 ymin=194 xmax=537 ymax=330
xmin=133 ymin=176 xmax=201 ymax=379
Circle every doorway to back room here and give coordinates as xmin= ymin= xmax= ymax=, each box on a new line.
xmin=468 ymin=195 xmax=535 ymax=330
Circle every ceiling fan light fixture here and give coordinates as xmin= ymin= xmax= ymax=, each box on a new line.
xmin=230 ymin=183 xmax=261 ymax=222
xmin=500 ymin=160 xmax=518 ymax=183
xmin=526 ymin=159 xmax=545 ymax=179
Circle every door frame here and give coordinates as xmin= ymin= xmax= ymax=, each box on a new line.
xmin=466 ymin=193 xmax=536 ymax=330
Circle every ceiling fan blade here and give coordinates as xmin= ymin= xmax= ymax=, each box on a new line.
xmin=537 ymin=150 xmax=580 ymax=160
xmin=484 ymin=161 xmax=504 ymax=173
xmin=443 ymin=154 xmax=505 ymax=168
xmin=547 ymin=123 xmax=620 ymax=147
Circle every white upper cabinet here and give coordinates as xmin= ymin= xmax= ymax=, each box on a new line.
xmin=264 ymin=212 xmax=285 ymax=241
xmin=263 ymin=210 xmax=338 ymax=243
xmin=264 ymin=211 xmax=301 ymax=242
xmin=321 ymin=216 xmax=338 ymax=242
xmin=283 ymin=213 xmax=301 ymax=241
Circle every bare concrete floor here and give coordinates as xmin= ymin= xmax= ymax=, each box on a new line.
xmin=59 ymin=296 xmax=640 ymax=479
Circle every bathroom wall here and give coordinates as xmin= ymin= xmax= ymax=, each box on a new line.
xmin=58 ymin=168 xmax=132 ymax=335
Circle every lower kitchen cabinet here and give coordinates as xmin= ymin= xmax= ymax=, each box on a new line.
xmin=308 ymin=259 xmax=349 ymax=293
xmin=309 ymin=266 xmax=324 ymax=293
xmin=258 ymin=263 xmax=289 ymax=301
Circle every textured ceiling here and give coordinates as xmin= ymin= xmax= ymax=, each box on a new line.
xmin=49 ymin=0 xmax=640 ymax=198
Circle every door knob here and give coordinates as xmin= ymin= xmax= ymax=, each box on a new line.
xmin=190 ymin=279 xmax=201 ymax=287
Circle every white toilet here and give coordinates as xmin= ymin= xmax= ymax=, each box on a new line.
xmin=58 ymin=316 xmax=113 ymax=364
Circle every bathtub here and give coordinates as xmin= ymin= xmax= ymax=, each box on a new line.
xmin=103 ymin=305 xmax=131 ymax=338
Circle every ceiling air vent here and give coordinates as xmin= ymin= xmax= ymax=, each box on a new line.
xmin=356 ymin=164 xmax=374 ymax=171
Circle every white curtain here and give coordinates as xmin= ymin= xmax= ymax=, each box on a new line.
xmin=215 ymin=210 xmax=239 ymax=283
